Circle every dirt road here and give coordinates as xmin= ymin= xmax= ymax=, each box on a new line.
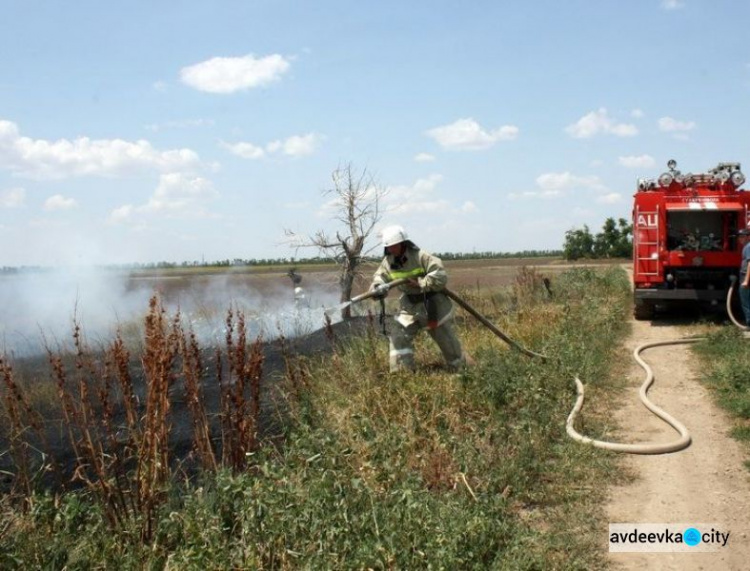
xmin=606 ymin=316 xmax=750 ymax=570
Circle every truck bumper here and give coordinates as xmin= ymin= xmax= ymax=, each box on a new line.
xmin=634 ymin=288 xmax=727 ymax=302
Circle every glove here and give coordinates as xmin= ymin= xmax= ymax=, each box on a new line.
xmin=371 ymin=283 xmax=390 ymax=299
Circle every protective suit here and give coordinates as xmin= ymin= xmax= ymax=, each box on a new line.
xmin=371 ymin=236 xmax=465 ymax=372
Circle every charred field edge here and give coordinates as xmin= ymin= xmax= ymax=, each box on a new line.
xmin=1 ymin=311 xmax=368 ymax=487
xmin=1 ymin=264 xmax=634 ymax=569
xmin=0 ymin=295 xmax=371 ymax=537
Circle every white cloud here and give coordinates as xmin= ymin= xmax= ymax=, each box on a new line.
xmin=145 ymin=118 xmax=215 ymax=132
xmin=414 ymin=152 xmax=436 ymax=163
xmin=619 ymin=154 xmax=656 ymax=168
xmin=426 ymin=118 xmax=519 ymax=150
xmin=268 ymin=133 xmax=320 ymax=157
xmin=565 ymin=108 xmax=638 ymax=138
xmin=44 ymin=194 xmax=77 ymax=211
xmin=373 ymin=174 xmax=479 ymax=218
xmin=382 ymin=174 xmax=445 ymax=215
xmin=631 ymin=108 xmax=645 ymax=118
xmin=508 ymin=189 xmax=562 ymax=200
xmin=319 ymin=173 xmax=466 ymax=219
xmin=224 ymin=133 xmax=322 ymax=160
xmin=0 ymin=187 xmax=25 ymax=208
xmin=509 ymin=171 xmax=608 ymax=201
xmin=658 ymin=116 xmax=696 ymax=132
xmin=0 ymin=119 xmax=202 ymax=180
xmin=223 ymin=141 xmax=266 ymax=160
xmin=109 ymin=173 xmax=219 ymax=223
xmin=661 ymin=0 xmax=685 ymax=10
xmin=180 ymin=54 xmax=291 ymax=94
xmin=596 ymin=193 xmax=623 ymax=204
xmin=109 ymin=204 xmax=134 ymax=224
xmin=143 ymin=173 xmax=219 ymax=215
xmin=536 ymin=171 xmax=605 ymax=191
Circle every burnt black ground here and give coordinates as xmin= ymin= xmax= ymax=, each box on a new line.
xmin=0 ymin=315 xmax=375 ymax=493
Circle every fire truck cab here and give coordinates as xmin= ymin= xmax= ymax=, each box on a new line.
xmin=632 ymin=160 xmax=750 ymax=320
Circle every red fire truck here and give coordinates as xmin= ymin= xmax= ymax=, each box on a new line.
xmin=632 ymin=160 xmax=750 ymax=320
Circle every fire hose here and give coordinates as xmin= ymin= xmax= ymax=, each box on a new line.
xmin=352 ymin=279 xmax=710 ymax=455
xmin=350 ymin=278 xmax=546 ymax=360
xmin=565 ymin=337 xmax=701 ymax=454
xmin=569 ymin=280 xmax=750 ymax=454
xmin=726 ymin=277 xmax=749 ymax=330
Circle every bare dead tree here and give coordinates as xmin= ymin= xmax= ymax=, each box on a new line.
xmin=286 ymin=163 xmax=385 ymax=318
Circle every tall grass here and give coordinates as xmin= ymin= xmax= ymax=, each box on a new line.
xmin=692 ymin=326 xmax=750 ymax=452
xmin=0 ymin=295 xmax=264 ymax=545
xmin=1 ymin=266 xmax=632 ymax=569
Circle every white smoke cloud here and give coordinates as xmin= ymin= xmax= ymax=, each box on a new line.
xmin=0 ymin=267 xmax=346 ymax=357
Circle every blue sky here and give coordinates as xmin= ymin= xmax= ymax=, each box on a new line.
xmin=1 ymin=0 xmax=748 ymax=267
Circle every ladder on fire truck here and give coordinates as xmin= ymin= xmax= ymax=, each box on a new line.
xmin=634 ymin=204 xmax=660 ymax=277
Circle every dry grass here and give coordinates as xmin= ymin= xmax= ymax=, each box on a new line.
xmin=0 ymin=295 xmax=265 ymax=541
xmin=0 ymin=261 xmax=632 ymax=569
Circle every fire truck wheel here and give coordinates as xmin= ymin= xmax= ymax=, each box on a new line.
xmin=633 ymin=299 xmax=656 ymax=321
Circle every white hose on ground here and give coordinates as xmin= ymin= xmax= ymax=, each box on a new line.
xmin=566 ymin=337 xmax=704 ymax=454
xmin=726 ymin=280 xmax=749 ymax=330
xmin=441 ymin=287 xmax=698 ymax=454
xmin=442 ymin=286 xmax=701 ymax=454
xmin=356 ymin=280 xmax=724 ymax=455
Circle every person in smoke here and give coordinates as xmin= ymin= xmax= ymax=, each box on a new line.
xmin=738 ymin=227 xmax=750 ymax=328
xmin=287 ymin=268 xmax=308 ymax=309
xmin=369 ymin=225 xmax=467 ymax=372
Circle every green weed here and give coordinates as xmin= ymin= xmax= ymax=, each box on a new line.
xmin=693 ymin=326 xmax=750 ymax=443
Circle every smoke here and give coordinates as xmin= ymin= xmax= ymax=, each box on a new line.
xmin=0 ymin=267 xmax=347 ymax=358
xmin=172 ymin=272 xmax=346 ymax=346
xmin=0 ymin=268 xmax=144 ymax=356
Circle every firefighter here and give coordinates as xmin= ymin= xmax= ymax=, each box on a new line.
xmin=369 ymin=225 xmax=467 ymax=372
xmin=738 ymin=227 xmax=750 ymax=328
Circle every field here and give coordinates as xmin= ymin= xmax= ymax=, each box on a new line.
xmin=0 ymin=256 xmax=633 ymax=569
xmin=126 ymin=256 xmax=608 ymax=298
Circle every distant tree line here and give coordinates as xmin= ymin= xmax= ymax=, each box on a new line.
xmin=103 ymin=257 xmax=339 ymax=271
xmin=434 ymin=250 xmax=562 ymax=261
xmin=563 ymin=217 xmax=632 ymax=261
xmin=0 ymin=250 xmax=567 ymax=274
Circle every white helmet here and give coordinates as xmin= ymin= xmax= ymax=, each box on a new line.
xmin=381 ymin=225 xmax=409 ymax=248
